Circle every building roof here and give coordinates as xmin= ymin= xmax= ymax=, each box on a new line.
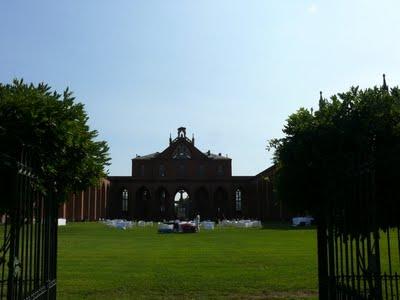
xmin=133 ymin=151 xmax=230 ymax=160
xmin=133 ymin=152 xmax=160 ymax=160
xmin=132 ymin=127 xmax=231 ymax=160
xmin=204 ymin=152 xmax=230 ymax=160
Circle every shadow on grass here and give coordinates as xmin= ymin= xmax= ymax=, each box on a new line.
xmin=261 ymin=222 xmax=316 ymax=231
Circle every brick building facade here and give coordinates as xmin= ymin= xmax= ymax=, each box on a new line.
xmin=58 ymin=127 xmax=286 ymax=222
xmin=107 ymin=127 xmax=285 ymax=221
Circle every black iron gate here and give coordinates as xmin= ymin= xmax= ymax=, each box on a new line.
xmin=319 ymin=221 xmax=400 ymax=299
xmin=0 ymin=151 xmax=57 ymax=299
xmin=318 ymin=156 xmax=400 ymax=299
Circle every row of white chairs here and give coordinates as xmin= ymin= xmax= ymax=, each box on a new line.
xmin=102 ymin=219 xmax=262 ymax=230
xmin=102 ymin=219 xmax=154 ymax=229
xmin=218 ymin=219 xmax=262 ymax=228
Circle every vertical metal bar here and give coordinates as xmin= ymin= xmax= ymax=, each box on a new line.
xmin=34 ymin=195 xmax=42 ymax=289
xmin=7 ymin=173 xmax=19 ymax=300
xmin=1 ymin=216 xmax=8 ymax=299
xmin=317 ymin=220 xmax=329 ymax=299
xmin=32 ymin=192 xmax=38 ymax=292
xmin=21 ymin=168 xmax=28 ymax=298
xmin=52 ymin=194 xmax=58 ymax=296
xmin=362 ymin=237 xmax=367 ymax=298
xmin=17 ymin=150 xmax=24 ymax=300
xmin=387 ymin=229 xmax=394 ymax=299
xmin=398 ymin=227 xmax=400 ymax=267
xmin=335 ymin=228 xmax=340 ymax=293
xmin=24 ymin=166 xmax=30 ymax=297
xmin=33 ymin=193 xmax=39 ymax=289
xmin=42 ymin=196 xmax=48 ymax=286
xmin=43 ymin=195 xmax=47 ymax=286
xmin=344 ymin=234 xmax=350 ymax=290
xmin=367 ymin=232 xmax=374 ymax=299
xmin=383 ymin=273 xmax=388 ymax=300
xmin=373 ymin=229 xmax=383 ymax=300
xmin=28 ymin=193 xmax=34 ymax=295
xmin=339 ymin=232 xmax=344 ymax=289
xmin=17 ymin=167 xmax=25 ymax=300
xmin=27 ymin=164 xmax=32 ymax=297
xmin=350 ymin=237 xmax=355 ymax=293
xmin=39 ymin=193 xmax=43 ymax=286
xmin=16 ymin=170 xmax=23 ymax=299
xmin=328 ymin=222 xmax=336 ymax=299
xmin=356 ymin=237 xmax=361 ymax=294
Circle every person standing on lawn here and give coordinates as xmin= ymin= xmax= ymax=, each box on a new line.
xmin=195 ymin=214 xmax=200 ymax=232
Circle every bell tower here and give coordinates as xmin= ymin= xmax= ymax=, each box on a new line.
xmin=177 ymin=127 xmax=186 ymax=139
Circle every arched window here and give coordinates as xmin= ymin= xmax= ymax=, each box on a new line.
xmin=172 ymin=144 xmax=191 ymax=159
xmin=198 ymin=165 xmax=205 ymax=176
xmin=140 ymin=165 xmax=145 ymax=177
xmin=159 ymin=165 xmax=166 ymax=177
xmin=174 ymin=189 xmax=190 ymax=219
xmin=235 ymin=189 xmax=242 ymax=211
xmin=122 ymin=189 xmax=128 ymax=212
xmin=160 ymin=190 xmax=166 ymax=212
xmin=217 ymin=165 xmax=224 ymax=176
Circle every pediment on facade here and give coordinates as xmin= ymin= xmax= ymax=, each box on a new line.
xmin=158 ymin=140 xmax=208 ymax=160
xmin=133 ymin=127 xmax=231 ymax=161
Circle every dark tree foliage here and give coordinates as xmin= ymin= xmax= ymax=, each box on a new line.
xmin=269 ymin=82 xmax=400 ymax=231
xmin=0 ymin=79 xmax=110 ymax=207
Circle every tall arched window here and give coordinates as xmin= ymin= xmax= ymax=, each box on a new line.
xmin=235 ymin=189 xmax=242 ymax=211
xmin=217 ymin=165 xmax=224 ymax=176
xmin=174 ymin=189 xmax=190 ymax=219
xmin=159 ymin=165 xmax=166 ymax=177
xmin=198 ymin=165 xmax=205 ymax=176
xmin=140 ymin=165 xmax=145 ymax=177
xmin=160 ymin=190 xmax=166 ymax=212
xmin=122 ymin=189 xmax=128 ymax=212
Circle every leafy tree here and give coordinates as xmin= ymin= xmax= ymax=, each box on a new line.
xmin=269 ymin=78 xmax=400 ymax=231
xmin=0 ymin=79 xmax=110 ymax=209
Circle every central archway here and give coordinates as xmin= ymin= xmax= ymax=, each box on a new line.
xmin=194 ymin=187 xmax=210 ymax=219
xmin=214 ymin=187 xmax=228 ymax=220
xmin=174 ymin=189 xmax=192 ymax=220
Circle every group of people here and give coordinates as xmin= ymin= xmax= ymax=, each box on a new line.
xmin=169 ymin=214 xmax=201 ymax=233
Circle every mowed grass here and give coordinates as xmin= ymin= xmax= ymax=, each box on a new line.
xmin=57 ymin=223 xmax=318 ymax=299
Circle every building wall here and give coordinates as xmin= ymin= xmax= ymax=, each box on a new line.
xmin=251 ymin=166 xmax=290 ymax=221
xmin=58 ymin=178 xmax=110 ymax=221
xmin=107 ymin=167 xmax=285 ymax=222
xmin=69 ymin=128 xmax=288 ymax=222
xmin=132 ymin=156 xmax=232 ymax=179
xmin=56 ymin=163 xmax=286 ymax=223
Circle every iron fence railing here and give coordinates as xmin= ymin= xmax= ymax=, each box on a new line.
xmin=0 ymin=151 xmax=57 ymax=300
xmin=323 ymin=226 xmax=400 ymax=300
xmin=318 ymin=154 xmax=400 ymax=300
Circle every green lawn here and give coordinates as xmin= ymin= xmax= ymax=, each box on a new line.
xmin=57 ymin=223 xmax=318 ymax=299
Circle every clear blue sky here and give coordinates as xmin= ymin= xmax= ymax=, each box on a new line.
xmin=1 ymin=1 xmax=399 ymax=176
